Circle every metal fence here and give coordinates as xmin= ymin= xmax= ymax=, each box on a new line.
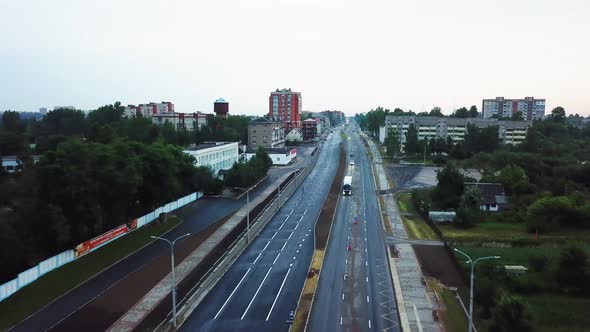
xmin=0 ymin=192 xmax=203 ymax=303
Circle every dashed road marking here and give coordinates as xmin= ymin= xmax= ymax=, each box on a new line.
xmin=214 ymin=268 xmax=251 ymax=319
xmin=262 ymin=241 xmax=270 ymax=251
xmin=253 ymin=252 xmax=262 ymax=264
xmin=272 ymin=252 xmax=281 ymax=265
xmin=241 ymin=267 xmax=272 ymax=320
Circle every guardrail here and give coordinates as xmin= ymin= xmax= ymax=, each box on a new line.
xmin=156 ymin=144 xmax=322 ymax=331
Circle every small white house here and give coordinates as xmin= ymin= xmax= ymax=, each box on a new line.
xmin=245 ymin=147 xmax=297 ymax=166
xmin=286 ymin=128 xmax=303 ymax=142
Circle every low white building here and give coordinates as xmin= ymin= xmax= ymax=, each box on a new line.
xmin=286 ymin=128 xmax=303 ymax=142
xmin=183 ymin=142 xmax=239 ymax=177
xmin=245 ymin=147 xmax=297 ymax=166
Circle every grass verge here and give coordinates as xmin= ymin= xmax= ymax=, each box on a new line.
xmin=292 ymin=249 xmax=324 ymax=332
xmin=397 ymin=194 xmax=438 ymax=240
xmin=426 ymin=278 xmax=468 ymax=332
xmin=378 ymin=196 xmax=393 ymax=235
xmin=0 ymin=217 xmax=181 ymax=330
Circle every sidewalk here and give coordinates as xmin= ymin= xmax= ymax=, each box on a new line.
xmin=361 ymin=132 xmax=441 ymax=332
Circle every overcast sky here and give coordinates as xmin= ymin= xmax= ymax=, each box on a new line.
xmin=1 ymin=0 xmax=589 ymax=116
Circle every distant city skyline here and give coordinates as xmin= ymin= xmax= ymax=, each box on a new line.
xmin=1 ymin=0 xmax=589 ymax=116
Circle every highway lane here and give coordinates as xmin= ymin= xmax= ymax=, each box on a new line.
xmin=309 ymin=124 xmax=400 ymax=332
xmin=178 ymin=132 xmax=342 ymax=332
xmin=8 ymin=153 xmax=310 ymax=332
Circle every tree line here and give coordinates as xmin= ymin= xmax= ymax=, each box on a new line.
xmin=0 ymin=103 xmax=270 ymax=283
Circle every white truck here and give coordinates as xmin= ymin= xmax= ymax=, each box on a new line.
xmin=342 ymin=175 xmax=352 ymax=196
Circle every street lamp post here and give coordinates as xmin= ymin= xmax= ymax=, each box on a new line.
xmin=234 ymin=186 xmax=253 ymax=243
xmin=454 ymin=248 xmax=500 ymax=332
xmin=151 ymin=233 xmax=191 ymax=328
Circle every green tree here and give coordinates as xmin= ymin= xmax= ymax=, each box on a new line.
xmin=453 ymin=107 xmax=469 ymax=118
xmin=527 ymin=253 xmax=548 ymax=272
xmin=468 ymin=105 xmax=478 ymax=118
xmin=556 ymin=243 xmax=590 ymax=294
xmin=489 ymin=293 xmax=534 ymax=332
xmin=431 ymin=163 xmax=464 ymax=209
xmin=511 ymin=111 xmax=524 ymax=121
xmin=497 ymin=165 xmax=529 ymax=194
xmin=429 ymin=106 xmax=444 ymax=117
xmin=404 ymin=124 xmax=420 ymax=155
xmin=550 ymin=106 xmax=566 ymax=123
xmin=1 ymin=110 xmax=25 ymax=133
xmin=384 ymin=127 xmax=400 ymax=157
xmin=525 ymin=196 xmax=575 ymax=232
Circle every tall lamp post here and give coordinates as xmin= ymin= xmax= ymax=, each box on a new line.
xmin=454 ymin=248 xmax=500 ymax=332
xmin=234 ymin=186 xmax=254 ymax=243
xmin=151 ymin=233 xmax=191 ymax=328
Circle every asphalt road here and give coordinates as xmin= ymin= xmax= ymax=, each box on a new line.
xmin=8 ymin=155 xmax=309 ymax=332
xmin=309 ymin=124 xmax=400 ymax=332
xmin=178 ymin=132 xmax=342 ymax=332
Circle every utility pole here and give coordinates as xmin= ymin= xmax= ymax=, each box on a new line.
xmin=151 ymin=233 xmax=191 ymax=328
xmin=454 ymin=248 xmax=500 ymax=332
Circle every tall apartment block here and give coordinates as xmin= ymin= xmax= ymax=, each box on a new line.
xmin=268 ymin=88 xmax=302 ymax=132
xmin=482 ymin=97 xmax=545 ymax=120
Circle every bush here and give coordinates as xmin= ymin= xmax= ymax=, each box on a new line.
xmin=527 ymin=253 xmax=548 ymax=272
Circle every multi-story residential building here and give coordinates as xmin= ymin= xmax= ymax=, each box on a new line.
xmin=482 ymin=97 xmax=545 ymax=120
xmin=380 ymin=115 xmax=531 ymax=146
xmin=124 ymin=101 xmax=174 ymax=118
xmin=268 ymin=88 xmax=302 ymax=132
xmin=151 ymin=111 xmax=208 ymax=131
xmin=183 ymin=142 xmax=239 ymax=177
xmin=302 ymin=118 xmax=322 ymax=140
xmin=248 ymin=117 xmax=286 ymax=150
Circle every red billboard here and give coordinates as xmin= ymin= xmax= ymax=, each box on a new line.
xmin=75 ymin=225 xmax=128 ymax=258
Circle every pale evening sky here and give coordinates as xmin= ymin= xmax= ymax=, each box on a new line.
xmin=1 ymin=0 xmax=589 ymax=116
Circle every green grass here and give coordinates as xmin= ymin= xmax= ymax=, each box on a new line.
xmin=0 ymin=217 xmax=181 ymax=330
xmin=525 ymin=293 xmax=590 ymax=332
xmin=397 ymin=193 xmax=438 ymax=240
xmin=439 ymin=222 xmax=527 ymax=242
xmin=427 ymin=278 xmax=469 ymax=332
xmin=399 ymin=157 xmax=435 ymax=166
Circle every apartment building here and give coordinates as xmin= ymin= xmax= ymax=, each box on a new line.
xmin=151 ymin=111 xmax=208 ymax=131
xmin=380 ymin=115 xmax=531 ymax=145
xmin=248 ymin=117 xmax=286 ymax=150
xmin=268 ymin=88 xmax=302 ymax=132
xmin=482 ymin=97 xmax=545 ymax=120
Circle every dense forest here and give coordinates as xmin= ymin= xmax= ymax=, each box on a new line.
xmin=0 ymin=103 xmax=270 ymax=282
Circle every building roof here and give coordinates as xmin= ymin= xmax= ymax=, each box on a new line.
xmin=464 ymin=182 xmax=508 ymax=205
xmin=287 ymin=128 xmax=302 ymax=135
xmin=184 ymin=142 xmax=237 ymax=151
xmin=250 ymin=117 xmax=276 ymax=124
xmin=428 ymin=211 xmax=456 ymax=222
xmin=214 ymin=98 xmax=227 ymax=103
xmin=247 ymin=147 xmax=293 ymax=155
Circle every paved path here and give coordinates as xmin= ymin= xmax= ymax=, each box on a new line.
xmin=363 ymin=132 xmax=442 ymax=332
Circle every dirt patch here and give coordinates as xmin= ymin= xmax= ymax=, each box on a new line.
xmin=412 ymin=244 xmax=466 ymax=288
xmin=48 ymin=213 xmax=234 ymax=332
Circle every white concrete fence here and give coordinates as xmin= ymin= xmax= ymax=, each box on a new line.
xmin=0 ymin=192 xmax=203 ymax=303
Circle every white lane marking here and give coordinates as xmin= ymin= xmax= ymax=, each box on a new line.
xmin=294 ymin=223 xmax=299 ymax=230
xmin=288 ymin=232 xmax=293 ymax=240
xmin=272 ymin=252 xmax=281 ymax=265
xmin=347 ymin=236 xmax=349 ymax=240
xmin=345 ymin=259 xmax=347 ymax=265
xmin=284 ymin=215 xmax=290 ymax=222
xmin=293 ymin=256 xmax=296 ymax=260
xmin=365 ymin=248 xmax=367 ymax=253
xmin=303 ymin=209 xmax=307 ymax=215
xmin=265 ymin=268 xmax=291 ymax=321
xmin=366 ymin=276 xmax=369 ymax=283
xmin=365 ymin=237 xmax=367 ymax=242
xmin=342 ymin=293 xmax=344 ymax=300
xmin=278 ymin=223 xmax=284 ymax=231
xmin=280 ymin=241 xmax=288 ymax=251
xmin=241 ymin=267 xmax=273 ymax=320
xmin=340 ymin=317 xmax=343 ymax=325
xmin=367 ymin=295 xmax=370 ymax=303
xmin=253 ymin=252 xmax=262 ymax=264
xmin=214 ymin=268 xmax=251 ymax=319
xmin=366 ymin=261 xmax=368 ymax=267
xmin=262 ymin=241 xmax=270 ymax=251
xmin=271 ymin=232 xmax=278 ymax=239
xmin=289 ymin=209 xmax=294 ymax=216
xmin=302 ymin=238 xmax=305 ymax=242
xmin=298 ymin=215 xmax=304 ymax=222
xmin=369 ymin=319 xmax=372 ymax=329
